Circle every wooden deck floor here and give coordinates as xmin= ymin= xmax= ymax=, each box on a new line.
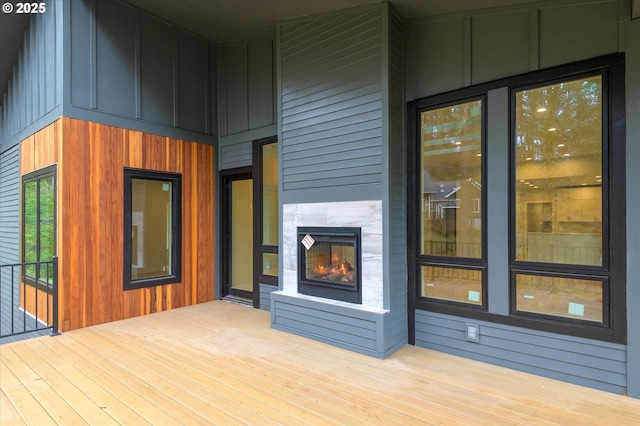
xmin=1 ymin=301 xmax=638 ymax=425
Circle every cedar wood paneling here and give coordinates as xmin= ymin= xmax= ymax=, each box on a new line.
xmin=20 ymin=118 xmax=215 ymax=331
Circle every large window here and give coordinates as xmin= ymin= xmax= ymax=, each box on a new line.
xmin=415 ymin=97 xmax=486 ymax=308
xmin=124 ymin=169 xmax=181 ymax=290
xmin=22 ymin=165 xmax=56 ymax=285
xmin=511 ymin=73 xmax=614 ymax=327
xmin=409 ymin=54 xmax=625 ymax=342
xmin=254 ymin=138 xmax=279 ymax=286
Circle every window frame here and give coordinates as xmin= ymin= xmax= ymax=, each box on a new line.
xmin=253 ymin=137 xmax=279 ymax=288
xmin=123 ymin=168 xmax=182 ymax=291
xmin=408 ymin=54 xmax=626 ymax=344
xmin=408 ymin=89 xmax=489 ymax=314
xmin=507 ymin=57 xmax=626 ymax=342
xmin=21 ymin=164 xmax=57 ymax=290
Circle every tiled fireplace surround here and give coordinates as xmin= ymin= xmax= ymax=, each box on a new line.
xmin=281 ymin=200 xmax=386 ymax=312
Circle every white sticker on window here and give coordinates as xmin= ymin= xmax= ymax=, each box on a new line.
xmin=468 ymin=290 xmax=481 ymax=302
xmin=568 ymin=302 xmax=585 ymax=317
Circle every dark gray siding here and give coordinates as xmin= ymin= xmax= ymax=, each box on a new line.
xmin=69 ymin=0 xmax=215 ymax=144
xmin=259 ymin=284 xmax=277 ymax=311
xmin=406 ymin=0 xmax=634 ymax=396
xmin=415 ymin=310 xmax=627 ymax=394
xmin=217 ymin=40 xmax=276 ymax=170
xmin=0 ymin=145 xmax=20 ymax=266
xmin=0 ymin=0 xmax=62 ymax=152
xmin=625 ymin=17 xmax=640 ymax=399
xmin=383 ymin=5 xmax=407 ymax=352
xmin=271 ymin=293 xmax=385 ymax=357
xmin=279 ymin=7 xmax=383 ymax=194
xmin=407 ymin=0 xmax=620 ymax=100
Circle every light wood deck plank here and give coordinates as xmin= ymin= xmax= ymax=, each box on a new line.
xmin=1 ymin=301 xmax=639 ymax=425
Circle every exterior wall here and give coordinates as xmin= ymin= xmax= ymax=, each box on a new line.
xmin=407 ymin=0 xmax=635 ymax=395
xmin=217 ymin=40 xmax=277 ymax=170
xmin=0 ymin=0 xmax=63 ymax=154
xmin=0 ymin=146 xmax=20 ymax=266
xmin=272 ymin=3 xmax=406 ymax=358
xmin=416 ymin=310 xmax=627 ymax=394
xmin=0 ymin=146 xmax=20 ymax=318
xmin=20 ymin=118 xmax=215 ymax=331
xmin=406 ymin=0 xmax=621 ymax=100
xmin=68 ymin=0 xmax=216 ymax=145
xmin=625 ymin=14 xmax=640 ymax=399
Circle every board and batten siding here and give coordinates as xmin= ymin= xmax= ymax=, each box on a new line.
xmin=217 ymin=40 xmax=277 ymax=171
xmin=19 ymin=118 xmax=215 ymax=331
xmin=69 ymin=0 xmax=215 ymax=145
xmin=0 ymin=0 xmax=62 ymax=153
xmin=406 ymin=0 xmax=621 ymax=100
xmin=415 ymin=310 xmax=627 ymax=394
xmin=279 ymin=6 xmax=383 ymax=195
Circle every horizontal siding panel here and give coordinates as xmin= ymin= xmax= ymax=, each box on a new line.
xmin=283 ymin=110 xmax=382 ymax=140
xmin=284 ymin=144 xmax=382 ymax=167
xmin=283 ymin=84 xmax=382 ymax=124
xmin=415 ymin=310 xmax=627 ymax=393
xmin=283 ymin=173 xmax=381 ymax=191
xmin=282 ymin=73 xmax=381 ymax=110
xmin=283 ymin=126 xmax=382 ymax=155
xmin=283 ymin=154 xmax=381 ymax=176
xmin=0 ymin=145 xmax=20 ymax=265
xmin=272 ymin=295 xmax=380 ymax=352
xmin=281 ymin=9 xmax=380 ymax=62
xmin=282 ymin=98 xmax=382 ymax=132
xmin=259 ymin=283 xmax=277 ymax=311
xmin=284 ymin=163 xmax=382 ymax=182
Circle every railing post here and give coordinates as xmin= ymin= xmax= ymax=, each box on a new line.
xmin=51 ymin=256 xmax=60 ymax=336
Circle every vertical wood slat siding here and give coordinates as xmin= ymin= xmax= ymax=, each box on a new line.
xmin=279 ymin=7 xmax=383 ymax=191
xmin=20 ymin=118 xmax=215 ymax=331
xmin=415 ymin=310 xmax=627 ymax=394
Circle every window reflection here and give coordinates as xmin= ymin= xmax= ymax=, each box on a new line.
xmin=420 ymin=100 xmax=483 ymax=259
xmin=515 ymin=76 xmax=602 ymax=266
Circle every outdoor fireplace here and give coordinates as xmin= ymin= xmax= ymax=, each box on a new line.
xmin=298 ymin=227 xmax=362 ymax=304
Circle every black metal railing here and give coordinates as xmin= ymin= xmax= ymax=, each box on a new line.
xmin=0 ymin=257 xmax=58 ymax=340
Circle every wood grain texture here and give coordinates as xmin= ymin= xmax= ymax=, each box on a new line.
xmin=20 ymin=118 xmax=215 ymax=331
xmin=2 ymin=301 xmax=639 ymax=425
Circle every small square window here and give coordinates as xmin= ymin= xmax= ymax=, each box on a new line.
xmin=123 ymin=169 xmax=181 ymax=290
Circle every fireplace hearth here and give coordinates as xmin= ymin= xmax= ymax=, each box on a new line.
xmin=298 ymin=227 xmax=362 ymax=304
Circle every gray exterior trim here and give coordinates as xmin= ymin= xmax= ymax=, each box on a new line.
xmin=415 ymin=310 xmax=627 ymax=394
xmin=625 ymin=16 xmax=640 ymax=399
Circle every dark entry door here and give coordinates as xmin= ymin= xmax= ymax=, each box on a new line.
xmin=222 ymin=171 xmax=253 ymax=300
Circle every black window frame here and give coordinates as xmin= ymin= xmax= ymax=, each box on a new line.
xmin=253 ymin=136 xmax=279 ymax=288
xmin=508 ymin=56 xmax=626 ymax=343
xmin=21 ymin=164 xmax=57 ymax=290
xmin=408 ymin=53 xmax=626 ymax=344
xmin=123 ymin=168 xmax=182 ymax=291
xmin=408 ymin=89 xmax=489 ymax=314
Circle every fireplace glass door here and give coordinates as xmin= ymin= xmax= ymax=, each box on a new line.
xmin=298 ymin=227 xmax=361 ymax=304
